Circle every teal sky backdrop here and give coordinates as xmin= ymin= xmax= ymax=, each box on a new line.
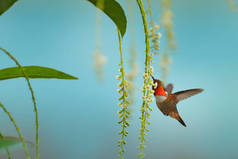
xmin=0 ymin=0 xmax=238 ymax=158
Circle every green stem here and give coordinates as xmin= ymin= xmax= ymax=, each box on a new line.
xmin=147 ymin=0 xmax=160 ymax=56
xmin=0 ymin=102 xmax=31 ymax=159
xmin=118 ymin=30 xmax=124 ymax=75
xmin=147 ymin=0 xmax=154 ymax=26
xmin=137 ymin=0 xmax=151 ymax=70
xmin=117 ymin=29 xmax=130 ymax=159
xmin=136 ymin=0 xmax=153 ymax=158
xmin=7 ymin=149 xmax=12 ymax=159
xmin=0 ymin=47 xmax=39 ymax=159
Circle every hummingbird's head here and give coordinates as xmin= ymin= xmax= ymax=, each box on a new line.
xmin=151 ymin=76 xmax=162 ymax=90
xmin=151 ymin=75 xmax=167 ymax=96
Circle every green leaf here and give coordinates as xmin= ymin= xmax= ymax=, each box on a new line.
xmin=0 ymin=136 xmax=22 ymax=151
xmin=87 ymin=0 xmax=127 ymax=37
xmin=0 ymin=136 xmax=33 ymax=152
xmin=0 ymin=0 xmax=18 ymax=15
xmin=0 ymin=66 xmax=78 ymax=81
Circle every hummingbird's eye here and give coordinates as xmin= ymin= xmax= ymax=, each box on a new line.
xmin=154 ymin=82 xmax=158 ymax=88
xmin=151 ymin=81 xmax=157 ymax=90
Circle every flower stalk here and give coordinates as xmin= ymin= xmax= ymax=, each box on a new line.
xmin=147 ymin=0 xmax=162 ymax=55
xmin=160 ymin=0 xmax=177 ymax=81
xmin=0 ymin=102 xmax=31 ymax=159
xmin=116 ymin=29 xmax=130 ymax=159
xmin=136 ymin=0 xmax=156 ymax=158
xmin=0 ymin=47 xmax=39 ymax=159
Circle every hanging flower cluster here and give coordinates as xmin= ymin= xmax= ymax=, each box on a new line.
xmin=147 ymin=0 xmax=162 ymax=55
xmin=116 ymin=30 xmax=130 ymax=159
xmin=117 ymin=70 xmax=130 ymax=158
xmin=149 ymin=25 xmax=162 ymax=55
xmin=160 ymin=0 xmax=177 ymax=82
xmin=161 ymin=0 xmax=176 ymax=50
xmin=139 ymin=66 xmax=156 ymax=159
xmin=93 ymin=50 xmax=107 ymax=81
xmin=136 ymin=0 xmax=157 ymax=158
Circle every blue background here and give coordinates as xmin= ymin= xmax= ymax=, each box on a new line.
xmin=0 ymin=0 xmax=238 ymax=158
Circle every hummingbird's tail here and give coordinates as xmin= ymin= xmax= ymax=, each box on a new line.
xmin=176 ymin=115 xmax=186 ymax=127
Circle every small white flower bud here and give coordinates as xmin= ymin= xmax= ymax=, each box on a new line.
xmin=116 ymin=75 xmax=121 ymax=81
xmin=154 ymin=25 xmax=159 ymax=30
xmin=143 ymin=73 xmax=149 ymax=79
xmin=158 ymin=33 xmax=162 ymax=38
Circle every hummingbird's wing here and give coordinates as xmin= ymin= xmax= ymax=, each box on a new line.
xmin=165 ymin=83 xmax=173 ymax=95
xmin=174 ymin=88 xmax=203 ymax=102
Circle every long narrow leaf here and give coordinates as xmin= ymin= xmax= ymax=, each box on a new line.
xmin=0 ymin=136 xmax=22 ymax=152
xmin=0 ymin=136 xmax=33 ymax=152
xmin=0 ymin=66 xmax=78 ymax=80
xmin=87 ymin=0 xmax=127 ymax=37
xmin=0 ymin=0 xmax=18 ymax=15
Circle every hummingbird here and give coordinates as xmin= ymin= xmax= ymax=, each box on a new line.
xmin=151 ymin=76 xmax=203 ymax=127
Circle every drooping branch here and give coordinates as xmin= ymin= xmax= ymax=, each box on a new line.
xmin=136 ymin=0 xmax=156 ymax=158
xmin=117 ymin=28 xmax=130 ymax=159
xmin=0 ymin=47 xmax=39 ymax=159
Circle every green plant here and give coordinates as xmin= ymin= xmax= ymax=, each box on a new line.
xmin=0 ymin=48 xmax=78 ymax=158
xmin=117 ymin=28 xmax=130 ymax=159
xmin=0 ymin=102 xmax=31 ymax=159
xmin=0 ymin=47 xmax=78 ymax=159
xmin=159 ymin=0 xmax=177 ymax=82
xmin=0 ymin=134 xmax=33 ymax=159
xmin=0 ymin=0 xmax=127 ymax=158
xmin=136 ymin=0 xmax=156 ymax=158
xmin=0 ymin=0 xmax=199 ymax=158
xmin=87 ymin=0 xmax=127 ymax=37
xmin=0 ymin=0 xmax=159 ymax=158
xmin=147 ymin=0 xmax=161 ymax=55
xmin=0 ymin=132 xmax=12 ymax=159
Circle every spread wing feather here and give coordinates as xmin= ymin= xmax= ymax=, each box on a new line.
xmin=174 ymin=88 xmax=203 ymax=102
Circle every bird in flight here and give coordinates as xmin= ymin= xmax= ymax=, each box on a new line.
xmin=151 ymin=76 xmax=203 ymax=127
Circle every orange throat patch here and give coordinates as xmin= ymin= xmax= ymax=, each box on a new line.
xmin=154 ymin=86 xmax=167 ymax=97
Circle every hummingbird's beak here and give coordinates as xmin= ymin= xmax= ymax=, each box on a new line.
xmin=150 ymin=75 xmax=155 ymax=81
